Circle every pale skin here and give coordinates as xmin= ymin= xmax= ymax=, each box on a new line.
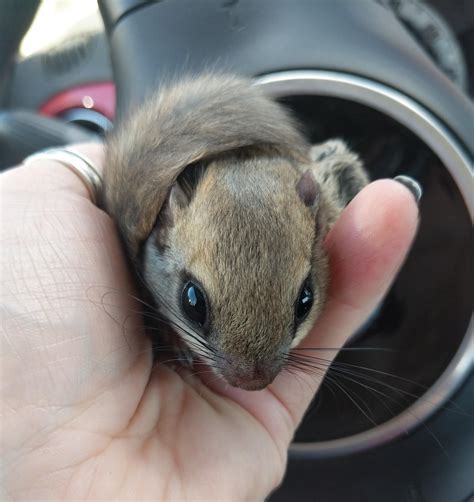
xmin=0 ymin=143 xmax=418 ymax=501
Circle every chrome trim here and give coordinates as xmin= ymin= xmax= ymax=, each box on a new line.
xmin=254 ymin=70 xmax=473 ymax=456
xmin=61 ymin=108 xmax=112 ymax=133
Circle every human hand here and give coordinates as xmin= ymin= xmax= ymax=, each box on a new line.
xmin=0 ymin=143 xmax=418 ymax=500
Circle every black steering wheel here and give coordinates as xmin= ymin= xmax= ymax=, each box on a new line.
xmin=0 ymin=0 xmax=39 ymax=91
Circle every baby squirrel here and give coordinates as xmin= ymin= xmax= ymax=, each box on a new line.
xmin=104 ymin=74 xmax=369 ymax=390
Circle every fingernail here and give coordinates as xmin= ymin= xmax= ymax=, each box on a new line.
xmin=394 ymin=175 xmax=422 ymax=204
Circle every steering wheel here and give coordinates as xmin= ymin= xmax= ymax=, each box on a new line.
xmin=0 ymin=0 xmax=39 ymax=85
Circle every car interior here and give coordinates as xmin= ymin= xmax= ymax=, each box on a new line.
xmin=0 ymin=1 xmax=472 ymax=500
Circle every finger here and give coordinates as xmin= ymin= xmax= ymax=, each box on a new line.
xmin=3 ymin=142 xmax=105 ymax=203
xmin=271 ymin=179 xmax=419 ymax=426
xmin=68 ymin=142 xmax=105 ymax=175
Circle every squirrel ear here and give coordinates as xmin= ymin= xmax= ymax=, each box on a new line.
xmin=296 ymin=170 xmax=320 ymax=210
xmin=152 ymin=162 xmax=205 ymax=249
xmin=169 ymin=181 xmax=189 ymax=210
xmin=170 ymin=161 xmax=205 ymax=210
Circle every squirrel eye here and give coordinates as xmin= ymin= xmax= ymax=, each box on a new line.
xmin=181 ymin=281 xmax=207 ymax=326
xmin=295 ymin=280 xmax=313 ymax=324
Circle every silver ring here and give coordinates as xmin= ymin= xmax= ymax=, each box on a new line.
xmin=23 ymin=147 xmax=103 ymax=205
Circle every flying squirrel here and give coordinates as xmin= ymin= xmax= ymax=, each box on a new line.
xmin=103 ymin=74 xmax=370 ymax=390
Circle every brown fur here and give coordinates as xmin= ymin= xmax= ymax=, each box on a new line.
xmin=103 ymin=74 xmax=369 ymax=390
xmin=104 ymin=74 xmax=309 ymax=259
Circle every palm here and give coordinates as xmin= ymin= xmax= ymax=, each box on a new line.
xmin=1 ymin=147 xmax=417 ymax=500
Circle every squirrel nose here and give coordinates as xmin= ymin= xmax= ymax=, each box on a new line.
xmin=220 ymin=356 xmax=282 ymax=390
xmin=252 ymin=360 xmax=265 ymax=379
